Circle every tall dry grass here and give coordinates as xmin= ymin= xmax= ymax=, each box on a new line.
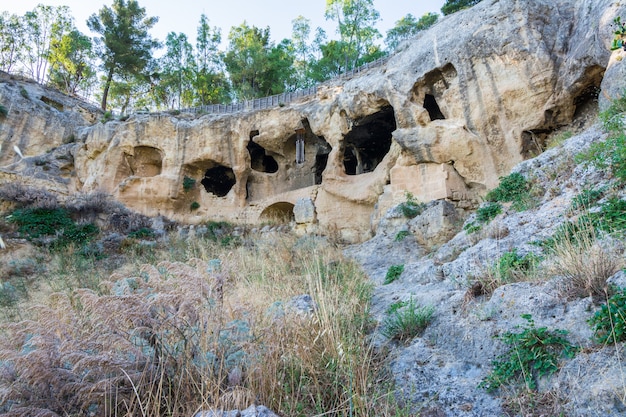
xmin=546 ymin=221 xmax=622 ymax=300
xmin=0 ymin=232 xmax=392 ymax=417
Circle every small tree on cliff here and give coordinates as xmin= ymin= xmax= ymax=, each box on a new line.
xmin=441 ymin=0 xmax=483 ymax=16
xmin=87 ymin=0 xmax=158 ymax=111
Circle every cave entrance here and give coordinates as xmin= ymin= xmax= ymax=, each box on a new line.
xmin=201 ymin=165 xmax=236 ymax=197
xmin=424 ymin=94 xmax=446 ymax=120
xmin=343 ymin=105 xmax=396 ymax=175
xmin=247 ymin=140 xmax=279 ymax=173
xmin=260 ymin=202 xmax=295 ymax=223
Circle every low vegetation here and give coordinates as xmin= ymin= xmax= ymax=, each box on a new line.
xmin=381 ymin=298 xmax=434 ymax=342
xmin=0 ymin=185 xmax=420 ymax=416
xmin=479 ymin=315 xmax=578 ymax=392
xmin=384 ymin=264 xmax=405 ymax=284
xmin=589 ymin=288 xmax=626 ymax=345
xmin=398 ymin=192 xmax=426 ymax=218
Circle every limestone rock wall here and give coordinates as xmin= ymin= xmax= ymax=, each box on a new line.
xmin=1 ymin=0 xmax=623 ymax=242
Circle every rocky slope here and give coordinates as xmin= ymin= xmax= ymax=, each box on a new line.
xmin=1 ymin=0 xmax=622 ymax=242
xmin=345 ymin=122 xmax=626 ymax=416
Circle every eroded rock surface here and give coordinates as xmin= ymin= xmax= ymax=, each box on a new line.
xmin=0 ymin=0 xmax=623 ymax=242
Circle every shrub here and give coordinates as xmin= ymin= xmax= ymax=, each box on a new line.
xmin=190 ymin=201 xmax=200 ymax=211
xmin=0 ymin=183 xmax=59 ymax=209
xmin=183 ymin=176 xmax=196 ymax=191
xmin=382 ymin=297 xmax=434 ymax=342
xmin=611 ymin=16 xmax=626 ymax=51
xmin=589 ymin=197 xmax=626 ymax=234
xmin=8 ymin=207 xmax=98 ymax=249
xmin=384 ymin=264 xmax=405 ymax=284
xmin=479 ymin=314 xmax=578 ymax=392
xmin=19 ymin=87 xmax=29 ymax=99
xmin=486 ymin=172 xmax=531 ymax=210
xmin=0 ymin=103 xmax=7 ymax=117
xmin=101 ymin=111 xmax=113 ymax=123
xmin=464 ymin=202 xmax=502 ymax=233
xmin=398 ymin=192 xmax=426 ymax=218
xmin=494 ymin=249 xmax=540 ymax=283
xmin=128 ymin=227 xmax=156 ymax=239
xmin=394 ymin=230 xmax=410 ymax=241
xmin=589 ymin=288 xmax=626 ymax=345
xmin=570 ymin=187 xmax=605 ymax=211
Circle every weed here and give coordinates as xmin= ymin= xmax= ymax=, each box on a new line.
xmin=571 ymin=187 xmax=605 ymax=211
xmin=386 ymin=300 xmax=409 ymax=315
xmin=382 ymin=297 xmax=434 ymax=342
xmin=590 ymin=197 xmax=626 ymax=234
xmin=128 ymin=227 xmax=155 ymax=239
xmin=183 ymin=176 xmax=196 ymax=191
xmin=394 ymin=230 xmax=410 ymax=241
xmin=19 ymin=87 xmax=29 ymax=99
xmin=479 ymin=314 xmax=578 ymax=392
xmin=0 ymin=103 xmax=7 ymax=117
xmin=486 ymin=173 xmax=528 ymax=204
xmin=101 ymin=111 xmax=113 ymax=123
xmin=398 ymin=192 xmax=426 ymax=218
xmin=546 ymin=130 xmax=573 ymax=149
xmin=464 ymin=202 xmax=502 ymax=233
xmin=494 ymin=249 xmax=540 ymax=283
xmin=589 ymin=288 xmax=626 ymax=345
xmin=611 ymin=16 xmax=626 ymax=51
xmin=384 ymin=264 xmax=405 ymax=284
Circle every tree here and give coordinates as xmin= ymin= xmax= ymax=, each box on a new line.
xmin=291 ymin=16 xmax=313 ymax=88
xmin=441 ymin=0 xmax=482 ymax=16
xmin=324 ymin=0 xmax=381 ymax=70
xmin=223 ymin=22 xmax=294 ymax=100
xmin=385 ymin=13 xmax=439 ymax=51
xmin=48 ymin=29 xmax=95 ymax=95
xmin=22 ymin=5 xmax=72 ymax=83
xmin=159 ymin=32 xmax=194 ymax=109
xmin=87 ymin=0 xmax=159 ymax=111
xmin=194 ymin=14 xmax=229 ymax=105
xmin=0 ymin=12 xmax=24 ymax=73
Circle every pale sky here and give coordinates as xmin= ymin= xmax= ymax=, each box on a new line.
xmin=3 ymin=0 xmax=446 ymax=49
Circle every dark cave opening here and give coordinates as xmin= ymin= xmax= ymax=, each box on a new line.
xmin=424 ymin=94 xmax=446 ymax=121
xmin=201 ymin=165 xmax=236 ymax=197
xmin=343 ymin=105 xmax=396 ymax=175
xmin=247 ymin=140 xmax=279 ymax=173
xmin=260 ymin=202 xmax=295 ymax=222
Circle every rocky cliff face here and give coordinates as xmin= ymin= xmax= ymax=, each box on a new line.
xmin=0 ymin=0 xmax=623 ymax=242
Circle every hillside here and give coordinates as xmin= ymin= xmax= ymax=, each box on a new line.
xmin=1 ymin=0 xmax=626 ymax=415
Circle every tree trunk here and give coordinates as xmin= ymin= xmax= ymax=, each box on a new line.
xmin=101 ymin=67 xmax=114 ymax=111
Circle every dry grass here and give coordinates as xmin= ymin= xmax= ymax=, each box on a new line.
xmin=546 ymin=223 xmax=622 ymax=300
xmin=0 ymin=231 xmax=393 ymax=416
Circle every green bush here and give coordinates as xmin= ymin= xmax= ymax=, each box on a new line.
xmin=486 ymin=172 xmax=531 ymax=211
xmin=394 ymin=230 xmax=410 ymax=241
xmin=101 ymin=111 xmax=113 ymax=123
xmin=384 ymin=264 xmax=405 ymax=284
xmin=398 ymin=192 xmax=426 ymax=218
xmin=190 ymin=201 xmax=200 ymax=211
xmin=382 ymin=297 xmax=434 ymax=342
xmin=0 ymin=103 xmax=7 ymax=117
xmin=441 ymin=0 xmax=482 ymax=15
xmin=183 ymin=176 xmax=196 ymax=191
xmin=464 ymin=202 xmax=502 ymax=233
xmin=19 ymin=87 xmax=29 ymax=99
xmin=128 ymin=227 xmax=156 ymax=239
xmin=8 ymin=207 xmax=98 ymax=249
xmin=479 ymin=314 xmax=578 ymax=392
xmin=494 ymin=249 xmax=540 ymax=283
xmin=611 ymin=16 xmax=626 ymax=51
xmin=589 ymin=197 xmax=626 ymax=234
xmin=589 ymin=288 xmax=626 ymax=345
xmin=571 ymin=187 xmax=605 ymax=211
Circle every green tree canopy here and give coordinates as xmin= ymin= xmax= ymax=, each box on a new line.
xmin=441 ymin=0 xmax=482 ymax=16
xmin=385 ymin=12 xmax=439 ymax=51
xmin=324 ymin=0 xmax=381 ymax=70
xmin=22 ymin=5 xmax=72 ymax=83
xmin=223 ymin=22 xmax=295 ymax=100
xmin=87 ymin=0 xmax=159 ymax=110
xmin=48 ymin=29 xmax=95 ymax=95
xmin=194 ymin=14 xmax=230 ymax=105
xmin=158 ymin=32 xmax=195 ymax=109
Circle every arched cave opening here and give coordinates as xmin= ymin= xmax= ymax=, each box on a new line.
xmin=260 ymin=202 xmax=295 ymax=223
xmin=424 ymin=94 xmax=446 ymax=121
xmin=343 ymin=105 xmax=396 ymax=175
xmin=286 ymin=119 xmax=331 ymax=183
xmin=201 ymin=165 xmax=236 ymax=197
xmin=247 ymin=140 xmax=279 ymax=173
